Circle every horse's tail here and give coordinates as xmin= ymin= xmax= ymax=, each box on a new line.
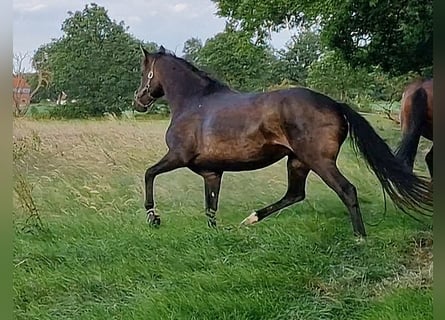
xmin=336 ymin=102 xmax=433 ymax=216
xmin=395 ymin=88 xmax=428 ymax=171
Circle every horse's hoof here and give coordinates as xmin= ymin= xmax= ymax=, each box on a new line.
xmin=149 ymin=216 xmax=161 ymax=227
xmin=355 ymin=235 xmax=366 ymax=244
xmin=240 ymin=212 xmax=258 ymax=226
xmin=147 ymin=209 xmax=161 ymax=227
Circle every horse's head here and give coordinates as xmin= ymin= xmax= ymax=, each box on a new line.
xmin=133 ymin=46 xmax=166 ymax=112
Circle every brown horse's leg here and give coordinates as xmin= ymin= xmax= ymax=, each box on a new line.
xmin=198 ymin=171 xmax=223 ymax=227
xmin=311 ymin=160 xmax=366 ymax=237
xmin=241 ymin=157 xmax=309 ymax=225
xmin=144 ymin=152 xmax=184 ymax=226
xmin=425 ymin=146 xmax=433 ymax=179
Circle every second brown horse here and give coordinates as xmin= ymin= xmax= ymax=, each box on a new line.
xmin=396 ymin=78 xmax=433 ymax=178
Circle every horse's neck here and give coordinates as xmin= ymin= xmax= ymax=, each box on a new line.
xmin=160 ymin=62 xmax=211 ymax=115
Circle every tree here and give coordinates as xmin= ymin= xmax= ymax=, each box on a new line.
xmin=28 ymin=43 xmax=57 ymax=103
xmin=212 ymin=0 xmax=433 ymax=75
xmin=306 ymin=51 xmax=373 ymax=108
xmin=276 ymin=27 xmax=323 ymax=85
xmin=196 ymin=28 xmax=280 ymax=91
xmin=182 ymin=37 xmax=203 ymax=64
xmin=43 ymin=3 xmax=157 ymax=117
xmin=13 ymin=52 xmax=50 ymax=116
xmin=321 ymin=0 xmax=432 ymax=75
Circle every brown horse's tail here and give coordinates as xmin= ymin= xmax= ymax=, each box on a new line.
xmin=336 ymin=102 xmax=432 ymax=217
xmin=395 ymin=88 xmax=428 ymax=171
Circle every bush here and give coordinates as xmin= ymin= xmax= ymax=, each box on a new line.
xmin=149 ymin=100 xmax=170 ymax=115
xmin=48 ymin=103 xmax=93 ymax=119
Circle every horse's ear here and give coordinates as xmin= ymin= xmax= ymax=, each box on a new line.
xmin=139 ymin=44 xmax=149 ymax=58
xmin=159 ymin=45 xmax=166 ymax=54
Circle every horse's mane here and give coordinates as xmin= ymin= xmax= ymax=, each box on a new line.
xmin=160 ymin=51 xmax=229 ymax=93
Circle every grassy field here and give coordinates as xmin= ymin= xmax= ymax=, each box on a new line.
xmin=13 ymin=114 xmax=433 ymax=320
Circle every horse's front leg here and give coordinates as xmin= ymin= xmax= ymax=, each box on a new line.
xmin=193 ymin=170 xmax=222 ymax=227
xmin=204 ymin=172 xmax=223 ymax=227
xmin=144 ymin=152 xmax=184 ymax=226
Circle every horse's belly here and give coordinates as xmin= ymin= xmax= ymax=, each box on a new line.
xmin=192 ymin=143 xmax=289 ymax=171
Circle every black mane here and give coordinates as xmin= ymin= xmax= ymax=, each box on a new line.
xmin=160 ymin=51 xmax=229 ymax=94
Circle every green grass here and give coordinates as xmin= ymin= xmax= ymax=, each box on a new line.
xmin=360 ymin=288 xmax=432 ymax=320
xmin=13 ymin=114 xmax=433 ymax=319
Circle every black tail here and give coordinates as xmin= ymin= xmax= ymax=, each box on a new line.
xmin=395 ymin=88 xmax=428 ymax=171
xmin=336 ymin=102 xmax=432 ymax=216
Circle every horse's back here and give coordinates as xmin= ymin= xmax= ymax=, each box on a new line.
xmin=201 ymin=87 xmax=344 ymax=138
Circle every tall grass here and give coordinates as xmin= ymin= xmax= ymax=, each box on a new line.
xmin=13 ymin=115 xmax=433 ymax=319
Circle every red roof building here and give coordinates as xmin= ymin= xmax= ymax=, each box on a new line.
xmin=13 ymin=75 xmax=31 ymax=107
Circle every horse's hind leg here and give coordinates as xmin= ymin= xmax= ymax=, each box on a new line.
xmin=396 ymin=132 xmax=420 ymax=172
xmin=241 ymin=157 xmax=309 ymax=225
xmin=311 ymin=160 xmax=366 ymax=237
xmin=425 ymin=146 xmax=433 ymax=179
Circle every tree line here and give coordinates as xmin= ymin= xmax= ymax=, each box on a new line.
xmin=22 ymin=2 xmax=432 ymax=118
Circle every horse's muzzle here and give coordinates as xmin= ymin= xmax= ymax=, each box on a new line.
xmin=132 ymin=94 xmax=155 ymax=112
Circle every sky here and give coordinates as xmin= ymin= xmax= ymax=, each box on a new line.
xmin=13 ymin=0 xmax=290 ymax=71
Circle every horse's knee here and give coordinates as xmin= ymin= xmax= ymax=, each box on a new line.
xmin=342 ymin=181 xmax=357 ymax=198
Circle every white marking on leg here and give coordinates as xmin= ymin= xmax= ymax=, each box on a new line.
xmin=211 ymin=192 xmax=215 ymax=197
xmin=146 ymin=208 xmax=157 ymax=222
xmin=240 ymin=212 xmax=258 ymax=225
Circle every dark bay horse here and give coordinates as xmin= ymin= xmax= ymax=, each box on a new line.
xmin=133 ymin=46 xmax=432 ymax=237
xmin=396 ymin=78 xmax=433 ymax=178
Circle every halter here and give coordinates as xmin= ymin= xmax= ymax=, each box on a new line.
xmin=134 ymin=58 xmax=157 ymax=105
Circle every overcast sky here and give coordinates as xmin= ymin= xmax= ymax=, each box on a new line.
xmin=13 ymin=0 xmax=290 ymax=70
